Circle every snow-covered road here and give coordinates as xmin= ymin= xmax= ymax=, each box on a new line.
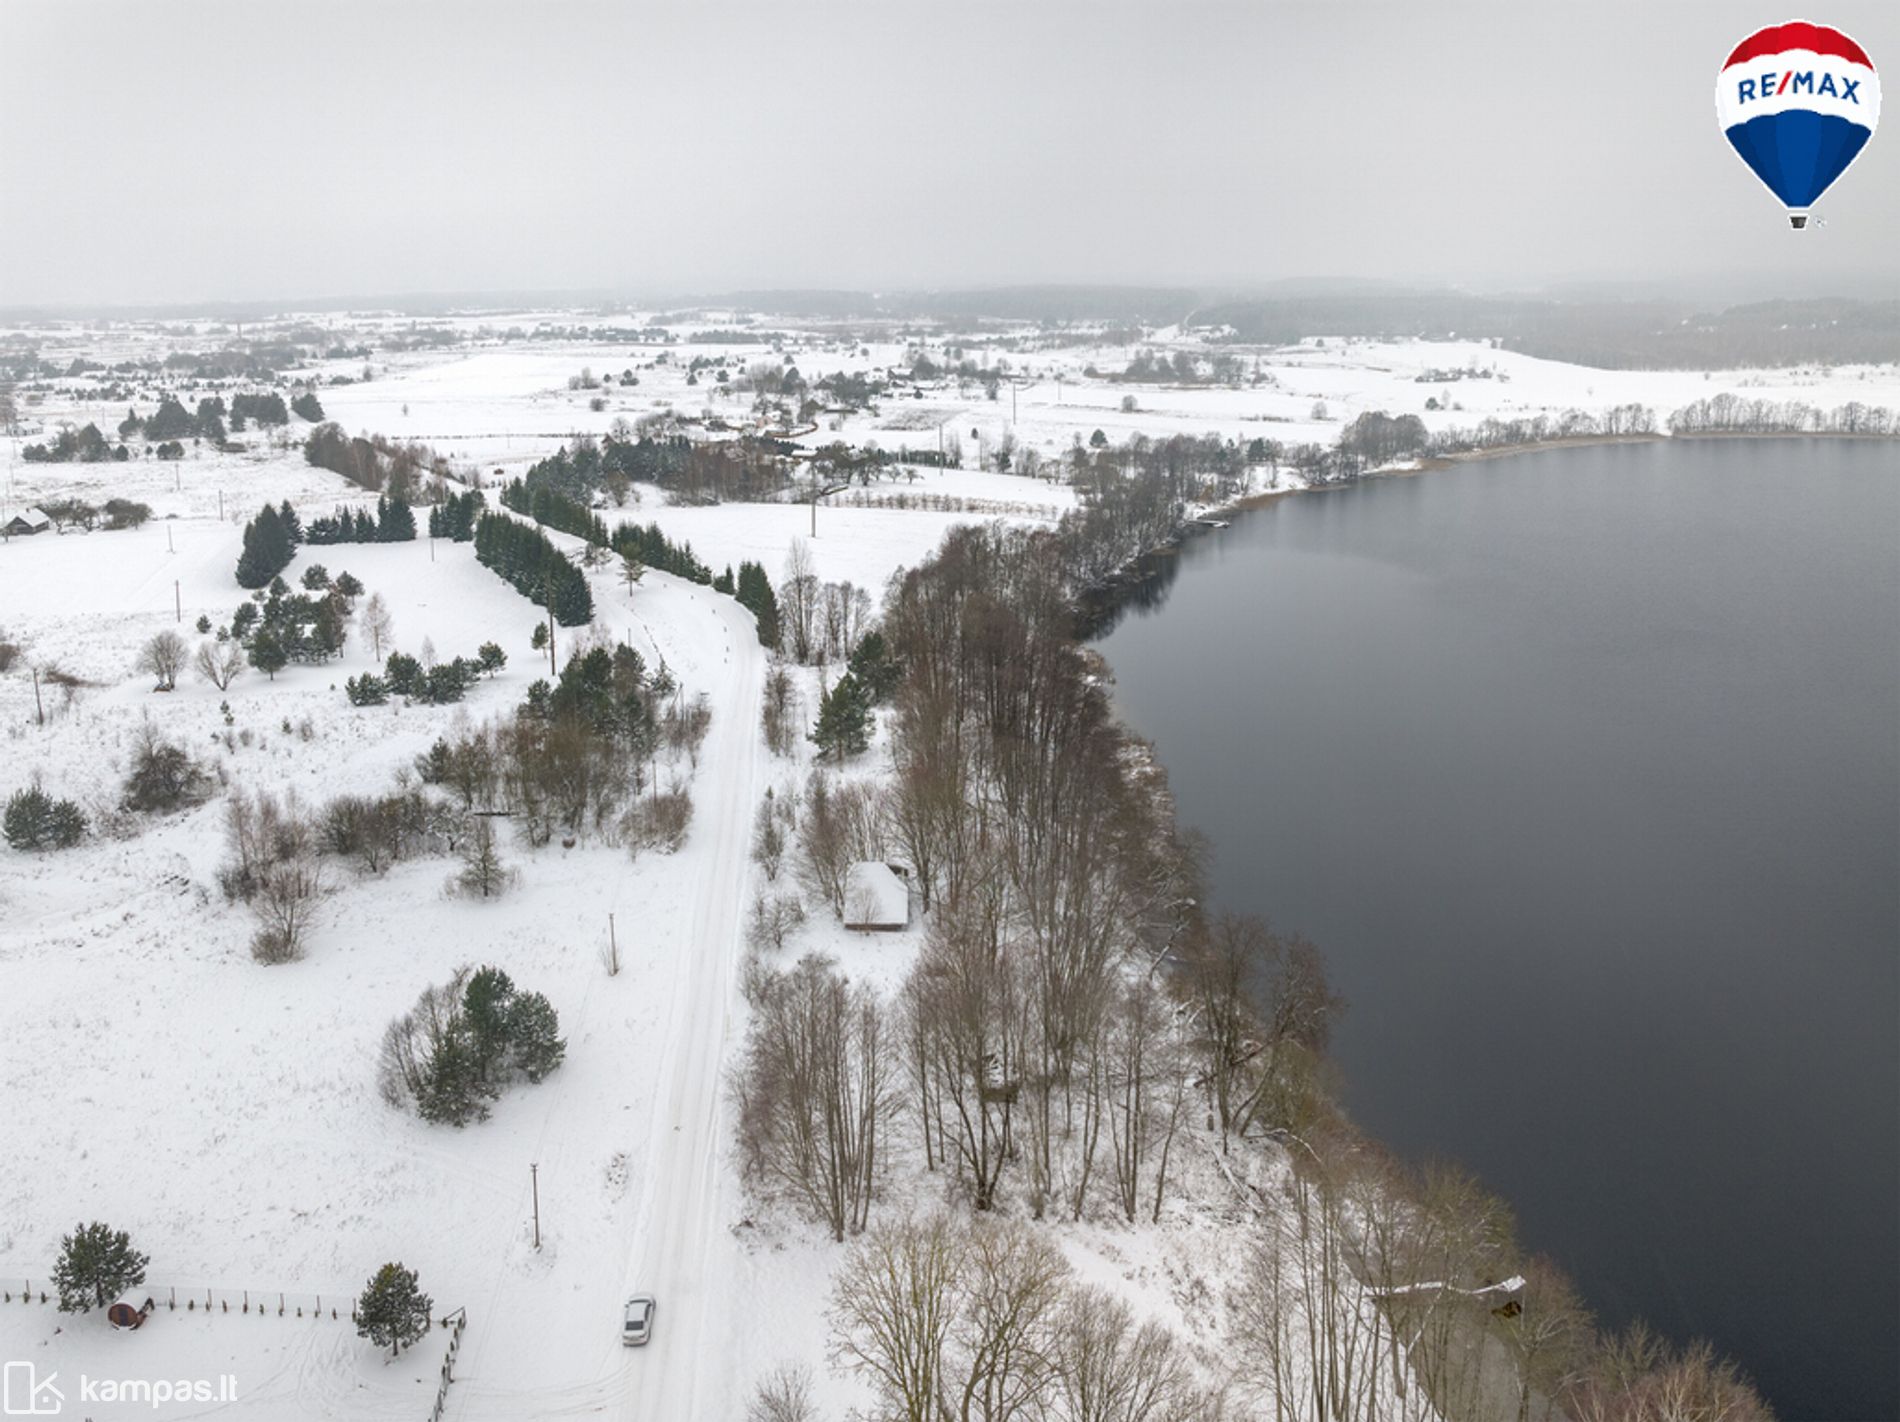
xmin=622 ymin=584 xmax=765 ymax=1420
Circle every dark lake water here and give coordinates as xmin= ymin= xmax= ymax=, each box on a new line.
xmin=1096 ymin=440 xmax=1899 ymax=1421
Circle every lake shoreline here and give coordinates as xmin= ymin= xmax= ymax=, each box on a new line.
xmin=1086 ymin=439 xmax=1900 ymax=1414
xmin=1074 ymin=428 xmax=1900 ymax=636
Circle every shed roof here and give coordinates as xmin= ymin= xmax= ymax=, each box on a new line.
xmin=843 ymin=862 xmax=909 ymax=928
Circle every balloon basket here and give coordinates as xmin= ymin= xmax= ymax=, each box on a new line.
xmin=1788 ymin=213 xmax=1810 ymax=230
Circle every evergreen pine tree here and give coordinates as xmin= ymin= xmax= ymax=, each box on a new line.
xmin=345 ymin=674 xmax=389 ymax=706
xmin=5 ymin=786 xmax=88 ymax=851
xmin=248 ymin=629 xmax=288 ymax=680
xmin=312 ymin=599 xmax=346 ymax=659
xmin=52 ymin=1221 xmax=149 ymax=1313
xmin=736 ymin=561 xmax=781 ymax=649
xmin=380 ymin=496 xmax=416 ymax=542
xmin=417 ymin=1030 xmax=494 ymax=1127
xmin=355 ymin=1263 xmax=433 ymax=1357
xmin=810 ymin=672 xmax=873 ymax=761
xmin=463 ymin=966 xmax=516 ymax=1069
xmin=507 ymin=991 xmax=567 ymax=1083
xmin=846 ymin=629 xmax=901 ymax=703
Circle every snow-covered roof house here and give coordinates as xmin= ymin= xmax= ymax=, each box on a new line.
xmin=843 ymin=862 xmax=910 ymax=931
xmin=3 ymin=508 xmax=51 ymax=536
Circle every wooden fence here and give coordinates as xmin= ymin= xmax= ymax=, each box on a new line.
xmin=427 ymin=1307 xmax=468 ymax=1422
xmin=4 ymin=1277 xmax=468 ymax=1422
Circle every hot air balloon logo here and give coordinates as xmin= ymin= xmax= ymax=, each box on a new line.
xmin=1716 ymin=20 xmax=1880 ymax=227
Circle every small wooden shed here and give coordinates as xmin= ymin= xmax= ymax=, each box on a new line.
xmin=843 ymin=862 xmax=910 ymax=931
xmin=3 ymin=508 xmax=51 ymax=537
xmin=107 ymin=1293 xmax=155 ymax=1330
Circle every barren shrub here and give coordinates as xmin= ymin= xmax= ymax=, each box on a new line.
xmin=220 ymin=789 xmax=311 ymax=901
xmin=746 ymin=1363 xmax=816 ymax=1422
xmin=250 ymin=858 xmax=323 ymax=964
xmin=746 ymin=890 xmax=807 ymax=955
xmin=761 ymin=665 xmax=801 ymax=756
xmin=623 ymin=786 xmax=693 ymax=855
xmin=121 ymin=721 xmax=212 ymax=814
xmin=751 ymin=796 xmax=786 ymax=879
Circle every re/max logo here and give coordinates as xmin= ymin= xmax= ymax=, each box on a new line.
xmin=1736 ymin=70 xmax=1862 ymax=103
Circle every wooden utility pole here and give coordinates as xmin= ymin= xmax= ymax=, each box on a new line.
xmin=32 ymin=667 xmax=44 ymax=726
xmin=530 ymin=1163 xmax=541 ymax=1250
xmin=174 ymin=580 xmax=181 ymax=623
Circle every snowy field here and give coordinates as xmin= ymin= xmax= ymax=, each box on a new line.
xmin=4 ymin=310 xmax=1897 ymax=1418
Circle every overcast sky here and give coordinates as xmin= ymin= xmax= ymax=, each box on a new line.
xmin=3 ymin=0 xmax=1895 ymax=308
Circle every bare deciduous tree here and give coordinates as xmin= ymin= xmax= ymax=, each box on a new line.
xmin=194 ymin=637 xmax=245 ymax=691
xmin=738 ymin=954 xmax=896 ymax=1241
xmin=137 ymin=629 xmax=187 ymax=690
xmin=220 ymin=788 xmax=311 ymax=901
xmin=762 ymin=663 xmax=802 ymax=756
xmin=746 ymin=1363 xmax=817 ymax=1422
xmin=1501 ymin=1255 xmax=1596 ymax=1422
xmin=781 ymin=538 xmax=820 ymax=664
xmin=746 ymin=890 xmax=807 ymax=955
xmin=250 ymin=857 xmax=324 ymax=964
xmin=360 ymin=592 xmax=394 ymax=661
xmin=829 ymin=1214 xmax=962 ymax=1422
xmin=752 ymin=797 xmax=787 ymax=879
xmin=1050 ymin=1286 xmax=1198 ymax=1422
xmin=453 ymin=816 xmax=511 ymax=899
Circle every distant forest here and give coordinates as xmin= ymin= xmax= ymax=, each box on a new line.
xmin=718 ymin=285 xmax=1900 ymax=370
xmin=1184 ymin=292 xmax=1900 ymax=369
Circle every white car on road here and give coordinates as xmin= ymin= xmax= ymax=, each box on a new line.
xmin=622 ymin=1294 xmax=656 ymax=1347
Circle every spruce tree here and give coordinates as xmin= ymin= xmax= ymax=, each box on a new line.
xmin=379 ymin=496 xmax=416 ymax=542
xmin=248 ymin=629 xmax=288 ymax=680
xmin=464 ymin=966 xmax=516 ymax=1069
xmin=736 ymin=561 xmax=781 ymax=649
xmin=417 ymin=1031 xmax=494 ymax=1127
xmin=52 ymin=1221 xmax=149 ymax=1312
xmin=508 ymin=991 xmax=566 ymax=1083
xmin=846 ymin=629 xmax=901 ymax=703
xmin=235 ymin=520 xmax=273 ymax=589
xmin=811 ymin=672 xmax=873 ymax=761
xmin=355 ymin=1263 xmax=433 ymax=1357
